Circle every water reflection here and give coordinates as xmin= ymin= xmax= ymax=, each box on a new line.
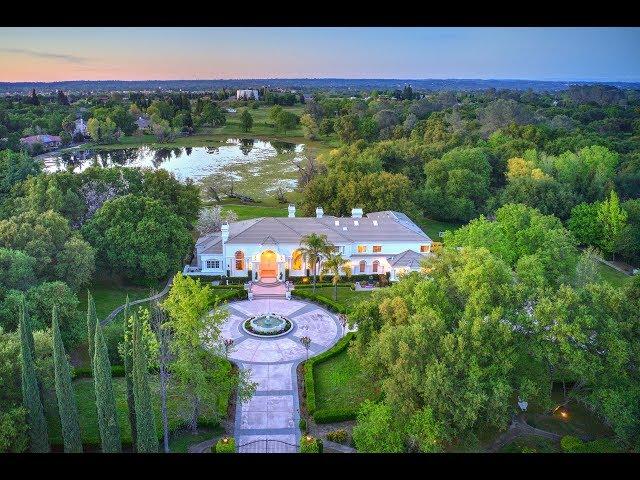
xmin=41 ymin=138 xmax=306 ymax=190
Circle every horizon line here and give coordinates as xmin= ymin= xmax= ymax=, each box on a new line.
xmin=1 ymin=76 xmax=639 ymax=85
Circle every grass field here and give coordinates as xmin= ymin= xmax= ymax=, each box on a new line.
xmin=313 ymin=347 xmax=376 ymax=413
xmin=596 ymin=262 xmax=633 ymax=288
xmin=415 ymin=217 xmax=464 ymax=241
xmin=311 ymin=286 xmax=373 ymax=309
xmin=168 ymin=427 xmax=222 ymax=453
xmin=78 ymin=280 xmax=165 ymax=322
xmin=45 ymin=375 xmax=228 ymax=448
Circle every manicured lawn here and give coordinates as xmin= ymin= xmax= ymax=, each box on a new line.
xmin=500 ymin=435 xmax=559 ymax=453
xmin=46 ymin=376 xmax=227 ymax=448
xmin=168 ymin=427 xmax=223 ymax=453
xmin=596 ymin=262 xmax=633 ymax=288
xmin=222 ymin=203 xmax=288 ymax=221
xmin=313 ymin=348 xmax=376 ymax=413
xmin=311 ymin=286 xmax=373 ymax=309
xmin=415 ymin=217 xmax=464 ymax=241
xmin=78 ymin=280 xmax=165 ymax=322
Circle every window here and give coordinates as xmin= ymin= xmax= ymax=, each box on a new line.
xmin=354 ymin=220 xmax=359 ymax=226
xmin=373 ymin=245 xmax=382 ymax=253
xmin=372 ymin=260 xmax=380 ymax=273
xmin=292 ymin=250 xmax=303 ymax=270
xmin=359 ymin=260 xmax=367 ymax=273
xmin=420 ymin=245 xmax=430 ymax=253
xmin=357 ymin=245 xmax=367 ymax=253
xmin=234 ymin=251 xmax=245 ymax=270
xmin=206 ymin=260 xmax=220 ymax=269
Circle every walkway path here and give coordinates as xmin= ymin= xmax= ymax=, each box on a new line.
xmin=221 ymin=298 xmax=343 ymax=453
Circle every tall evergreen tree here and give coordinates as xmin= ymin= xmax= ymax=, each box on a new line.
xmin=132 ymin=313 xmax=158 ymax=453
xmin=87 ymin=292 xmax=97 ymax=370
xmin=120 ymin=297 xmax=138 ymax=452
xmin=93 ymin=318 xmax=122 ymax=452
xmin=52 ymin=306 xmax=83 ymax=452
xmin=19 ymin=296 xmax=49 ymax=452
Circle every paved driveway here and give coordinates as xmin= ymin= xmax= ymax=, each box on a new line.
xmin=221 ymin=298 xmax=343 ymax=453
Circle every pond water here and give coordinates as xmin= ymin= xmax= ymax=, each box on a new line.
xmin=41 ymin=138 xmax=306 ymax=198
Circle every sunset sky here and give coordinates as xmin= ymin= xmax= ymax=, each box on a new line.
xmin=1 ymin=27 xmax=639 ymax=82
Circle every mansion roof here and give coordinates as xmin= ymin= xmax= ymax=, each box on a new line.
xmin=196 ymin=211 xmax=431 ymax=255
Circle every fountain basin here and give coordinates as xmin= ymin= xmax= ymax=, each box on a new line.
xmin=242 ymin=313 xmax=292 ymax=337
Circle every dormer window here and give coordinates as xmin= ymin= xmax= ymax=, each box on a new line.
xmin=373 ymin=245 xmax=382 ymax=253
xmin=372 ymin=220 xmax=378 ymax=226
xmin=335 ymin=220 xmax=340 ymax=226
xmin=354 ymin=220 xmax=359 ymax=226
xmin=420 ymin=245 xmax=430 ymax=253
xmin=357 ymin=245 xmax=367 ymax=253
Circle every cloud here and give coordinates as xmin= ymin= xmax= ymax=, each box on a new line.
xmin=0 ymin=48 xmax=90 ymax=64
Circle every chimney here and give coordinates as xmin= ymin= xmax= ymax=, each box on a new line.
xmin=316 ymin=207 xmax=324 ymax=218
xmin=288 ymin=204 xmax=296 ymax=218
xmin=351 ymin=207 xmax=363 ymax=218
xmin=221 ymin=222 xmax=229 ymax=243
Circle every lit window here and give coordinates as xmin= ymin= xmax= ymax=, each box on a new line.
xmin=235 ymin=251 xmax=245 ymax=270
xmin=357 ymin=245 xmax=367 ymax=253
xmin=292 ymin=250 xmax=303 ymax=270
xmin=359 ymin=260 xmax=366 ymax=273
xmin=420 ymin=245 xmax=430 ymax=253
xmin=206 ymin=260 xmax=220 ymax=269
xmin=354 ymin=220 xmax=359 ymax=226
xmin=373 ymin=245 xmax=382 ymax=253
xmin=334 ymin=220 xmax=340 ymax=226
xmin=372 ymin=260 xmax=380 ymax=273
xmin=372 ymin=220 xmax=378 ymax=226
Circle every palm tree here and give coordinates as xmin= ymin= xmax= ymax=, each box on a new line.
xmin=321 ymin=252 xmax=352 ymax=301
xmin=298 ymin=233 xmax=332 ymax=293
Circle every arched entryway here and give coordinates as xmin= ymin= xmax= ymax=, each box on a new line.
xmin=259 ymin=250 xmax=277 ymax=280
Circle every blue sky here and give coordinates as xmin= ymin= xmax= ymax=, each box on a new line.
xmin=0 ymin=27 xmax=638 ymax=82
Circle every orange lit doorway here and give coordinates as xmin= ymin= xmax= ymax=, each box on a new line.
xmin=260 ymin=250 xmax=277 ymax=279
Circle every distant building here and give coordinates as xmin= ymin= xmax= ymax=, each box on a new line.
xmin=236 ymin=89 xmax=259 ymax=101
xmin=135 ymin=116 xmax=151 ymax=131
xmin=73 ymin=118 xmax=88 ymax=137
xmin=226 ymin=108 xmax=237 ymax=114
xmin=20 ymin=134 xmax=62 ymax=151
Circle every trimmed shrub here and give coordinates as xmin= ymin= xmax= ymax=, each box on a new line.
xmin=211 ymin=287 xmax=247 ymax=303
xmin=214 ymin=437 xmax=235 ymax=453
xmin=326 ymin=429 xmax=349 ymax=444
xmin=560 ymin=435 xmax=584 ymax=452
xmin=300 ymin=435 xmax=320 ymax=453
xmin=299 ymin=417 xmax=307 ymax=434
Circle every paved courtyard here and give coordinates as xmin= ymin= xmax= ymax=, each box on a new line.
xmin=221 ymin=298 xmax=343 ymax=453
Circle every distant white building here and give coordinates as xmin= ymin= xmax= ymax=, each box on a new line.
xmin=226 ymin=108 xmax=237 ymax=114
xmin=236 ymin=89 xmax=259 ymax=101
xmin=186 ymin=207 xmax=433 ymax=282
xmin=73 ymin=118 xmax=88 ymax=137
xmin=135 ymin=116 xmax=151 ymax=131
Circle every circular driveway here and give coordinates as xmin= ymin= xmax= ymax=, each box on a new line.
xmin=220 ymin=298 xmax=343 ymax=452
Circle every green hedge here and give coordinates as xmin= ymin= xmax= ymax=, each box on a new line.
xmin=213 ymin=437 xmax=235 ymax=453
xmin=211 ymin=287 xmax=247 ymax=303
xmin=304 ymin=332 xmax=355 ymax=417
xmin=560 ymin=435 xmax=619 ymax=453
xmin=300 ymin=435 xmax=321 ymax=453
xmin=291 ymin=289 xmax=349 ymax=314
xmin=294 ymin=283 xmax=354 ymax=289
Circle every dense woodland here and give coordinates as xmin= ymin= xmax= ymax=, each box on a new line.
xmin=0 ymin=83 xmax=639 ymax=452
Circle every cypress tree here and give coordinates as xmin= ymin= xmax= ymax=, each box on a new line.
xmin=19 ymin=297 xmax=49 ymax=452
xmin=52 ymin=306 xmax=83 ymax=452
xmin=93 ymin=317 xmax=122 ymax=452
xmin=122 ymin=297 xmax=137 ymax=451
xmin=132 ymin=313 xmax=158 ymax=453
xmin=87 ymin=291 xmax=97 ymax=370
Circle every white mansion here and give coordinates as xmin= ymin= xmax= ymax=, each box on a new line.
xmin=185 ymin=206 xmax=433 ymax=282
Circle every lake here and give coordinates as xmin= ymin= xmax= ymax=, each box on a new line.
xmin=41 ymin=138 xmax=307 ymax=199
